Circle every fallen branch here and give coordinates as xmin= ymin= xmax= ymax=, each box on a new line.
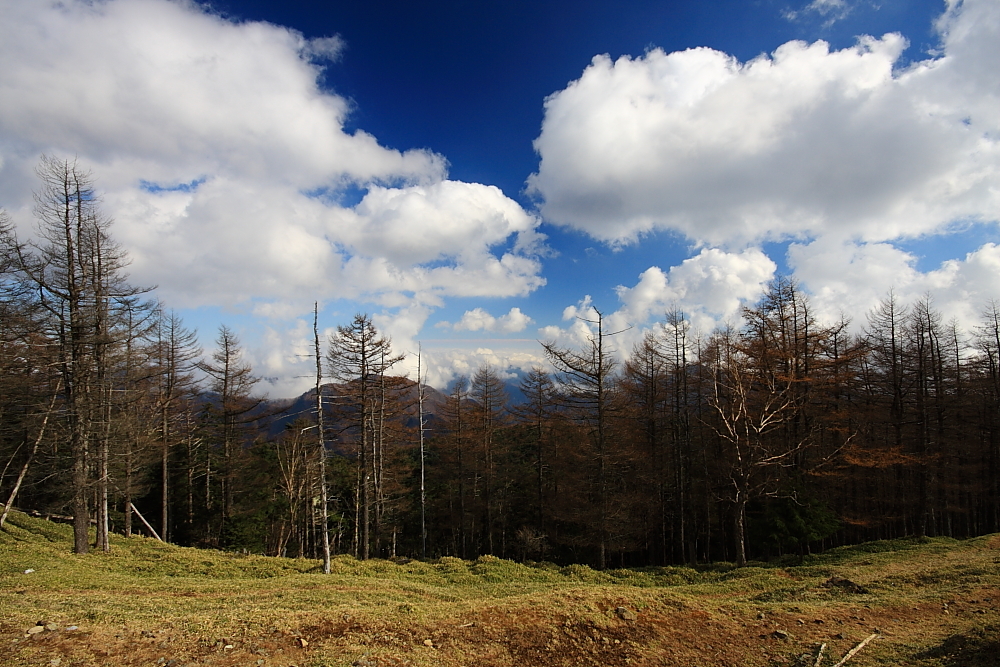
xmin=814 ymin=642 xmax=827 ymax=666
xmin=129 ymin=503 xmax=163 ymax=542
xmin=831 ymin=633 xmax=879 ymax=667
xmin=25 ymin=509 xmax=94 ymax=524
xmin=1 ymin=382 xmax=61 ymax=529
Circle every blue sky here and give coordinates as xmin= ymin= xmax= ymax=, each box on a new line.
xmin=224 ymin=0 xmax=944 ymax=200
xmin=1 ymin=0 xmax=998 ymax=395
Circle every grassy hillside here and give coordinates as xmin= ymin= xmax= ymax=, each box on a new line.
xmin=2 ymin=510 xmax=999 ymax=666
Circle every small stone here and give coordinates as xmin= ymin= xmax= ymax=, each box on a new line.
xmin=49 ymin=659 xmax=61 ymax=667
xmin=223 ymin=644 xmax=234 ymax=650
xmin=65 ymin=626 xmax=78 ymax=631
xmin=616 ymin=607 xmax=638 ymax=621
xmin=772 ymin=629 xmax=790 ymax=640
xmin=23 ymin=569 xmax=35 ymax=574
xmin=45 ymin=623 xmax=59 ymax=632
xmin=26 ymin=626 xmax=45 ymax=635
xmin=757 ymin=612 xmax=766 ymax=620
xmin=423 ymin=639 xmax=434 ymax=647
xmin=297 ymin=637 xmax=308 ymax=648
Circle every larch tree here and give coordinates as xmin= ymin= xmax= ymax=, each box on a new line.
xmin=470 ymin=362 xmax=508 ymax=554
xmin=513 ymin=366 xmax=556 ymax=537
xmin=151 ymin=307 xmax=200 ymax=542
xmin=9 ymin=157 xmax=148 ymax=553
xmin=326 ymin=313 xmax=403 ymax=560
xmin=974 ymin=301 xmax=1000 ymax=530
xmin=662 ymin=308 xmax=696 ymax=563
xmin=436 ymin=375 xmax=471 ymax=557
xmin=198 ymin=325 xmax=262 ymax=543
xmin=618 ymin=315 xmax=713 ymax=564
xmin=541 ymin=308 xmax=623 ymax=569
xmin=0 ymin=208 xmax=61 ymax=530
xmin=115 ymin=297 xmax=158 ymax=540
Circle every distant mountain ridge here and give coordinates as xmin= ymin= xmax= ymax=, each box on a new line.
xmin=266 ymin=378 xmax=451 ymax=437
xmin=265 ymin=371 xmax=535 ymax=438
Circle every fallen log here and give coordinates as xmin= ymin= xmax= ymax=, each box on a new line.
xmin=814 ymin=642 xmax=827 ymax=666
xmin=832 ymin=633 xmax=879 ymax=667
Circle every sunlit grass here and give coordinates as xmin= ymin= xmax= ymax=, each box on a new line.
xmin=2 ymin=508 xmax=999 ymax=666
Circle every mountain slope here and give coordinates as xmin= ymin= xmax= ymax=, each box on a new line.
xmin=2 ymin=509 xmax=1000 ymax=666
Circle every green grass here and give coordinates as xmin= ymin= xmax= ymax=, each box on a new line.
xmin=2 ymin=508 xmax=1000 ymax=667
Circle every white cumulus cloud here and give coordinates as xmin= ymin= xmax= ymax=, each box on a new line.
xmin=0 ymin=0 xmax=545 ymax=317
xmin=541 ymin=248 xmax=776 ymax=357
xmin=451 ymin=307 xmax=534 ymax=333
xmin=528 ymin=0 xmax=1000 ymax=248
xmin=789 ymin=238 xmax=1000 ymax=331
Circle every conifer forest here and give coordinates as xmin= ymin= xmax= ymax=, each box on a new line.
xmin=3 ymin=158 xmax=1000 ymax=569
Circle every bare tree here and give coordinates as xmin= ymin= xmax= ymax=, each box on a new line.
xmin=975 ymin=301 xmax=1000 ymax=530
xmin=326 ymin=314 xmax=403 ymax=559
xmin=417 ymin=345 xmax=427 ymax=558
xmin=705 ymin=325 xmax=810 ymax=566
xmin=9 ymin=157 xmax=149 ymax=553
xmin=705 ymin=280 xmax=836 ymax=565
xmin=198 ymin=325 xmax=262 ymax=542
xmin=437 ymin=375 xmax=471 ymax=557
xmin=541 ymin=308 xmax=624 ymax=569
xmin=151 ymin=307 xmax=199 ymax=541
xmin=313 ymin=303 xmax=331 ymax=573
xmin=0 ymin=210 xmax=56 ymax=529
xmin=470 ymin=362 xmax=508 ymax=554
xmin=513 ymin=366 xmax=556 ymax=535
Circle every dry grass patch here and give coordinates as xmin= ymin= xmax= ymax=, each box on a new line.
xmin=3 ymin=510 xmax=1000 ymax=666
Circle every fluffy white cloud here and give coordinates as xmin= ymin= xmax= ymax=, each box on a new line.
xmin=615 ymin=248 xmax=776 ymax=327
xmin=790 ymin=238 xmax=1000 ymax=331
xmin=450 ymin=307 xmax=534 ymax=333
xmin=347 ymin=183 xmax=542 ymax=266
xmin=0 ymin=0 xmax=437 ymax=190
xmin=425 ymin=347 xmax=545 ymax=389
xmin=0 ymin=0 xmax=544 ymax=316
xmin=528 ymin=0 xmax=1000 ymax=248
xmin=541 ymin=248 xmax=776 ymax=356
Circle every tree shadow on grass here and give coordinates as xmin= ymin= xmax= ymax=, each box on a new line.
xmin=915 ymin=626 xmax=1000 ymax=666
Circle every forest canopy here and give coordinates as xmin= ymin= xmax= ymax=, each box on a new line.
xmin=3 ymin=159 xmax=1000 ymax=569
